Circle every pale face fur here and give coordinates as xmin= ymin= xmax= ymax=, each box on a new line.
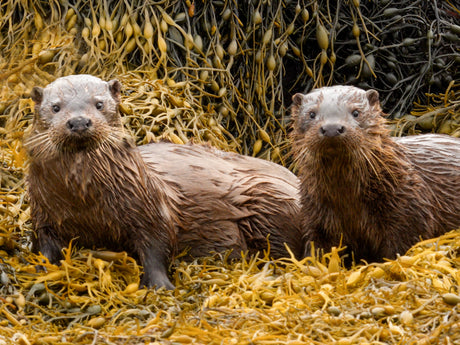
xmin=291 ymin=85 xmax=385 ymax=158
xmin=27 ymin=75 xmax=123 ymax=158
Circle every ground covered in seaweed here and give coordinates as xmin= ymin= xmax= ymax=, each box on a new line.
xmin=2 ymin=227 xmax=460 ymax=344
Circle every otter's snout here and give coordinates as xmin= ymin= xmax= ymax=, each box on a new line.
xmin=66 ymin=116 xmax=92 ymax=134
xmin=319 ymin=124 xmax=346 ymax=137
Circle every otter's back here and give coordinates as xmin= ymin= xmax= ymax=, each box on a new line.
xmin=139 ymin=142 xmax=303 ymax=259
xmin=393 ymin=134 xmax=460 ymax=233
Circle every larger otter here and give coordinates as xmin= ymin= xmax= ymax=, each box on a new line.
xmin=26 ymin=75 xmax=303 ymax=289
xmin=291 ymin=85 xmax=460 ymax=263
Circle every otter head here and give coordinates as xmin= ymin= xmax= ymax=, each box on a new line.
xmin=28 ymin=75 xmax=123 ymax=156
xmin=291 ymin=85 xmax=386 ymax=157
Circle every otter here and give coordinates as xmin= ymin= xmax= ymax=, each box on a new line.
xmin=290 ymin=85 xmax=460 ymax=263
xmin=26 ymin=75 xmax=303 ymax=289
xmin=26 ymin=75 xmax=177 ymax=289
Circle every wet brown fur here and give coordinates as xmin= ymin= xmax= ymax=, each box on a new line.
xmin=291 ymin=85 xmax=460 ymax=263
xmin=140 ymin=142 xmax=304 ymax=260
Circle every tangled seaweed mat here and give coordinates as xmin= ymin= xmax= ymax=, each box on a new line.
xmin=0 ymin=230 xmax=460 ymax=344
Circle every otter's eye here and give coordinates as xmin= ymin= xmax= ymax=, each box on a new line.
xmin=95 ymin=102 xmax=104 ymax=110
xmin=352 ymin=110 xmax=360 ymax=118
xmin=309 ymin=111 xmax=316 ymax=119
xmin=52 ymin=105 xmax=60 ymax=113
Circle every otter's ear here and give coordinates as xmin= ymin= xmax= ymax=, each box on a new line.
xmin=366 ymin=89 xmax=380 ymax=107
xmin=108 ymin=79 xmax=121 ymax=102
xmin=31 ymin=87 xmax=43 ymax=104
xmin=292 ymin=93 xmax=304 ymax=106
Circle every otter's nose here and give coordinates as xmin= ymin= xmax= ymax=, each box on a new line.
xmin=320 ymin=124 xmax=346 ymax=137
xmin=66 ymin=116 xmax=92 ymax=134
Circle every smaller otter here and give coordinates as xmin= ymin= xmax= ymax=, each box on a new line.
xmin=291 ymin=85 xmax=460 ymax=263
xmin=26 ymin=75 xmax=177 ymax=289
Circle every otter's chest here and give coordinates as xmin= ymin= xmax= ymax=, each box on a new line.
xmin=30 ymin=155 xmax=103 ymax=201
xmin=27 ymin=151 xmax=129 ymax=227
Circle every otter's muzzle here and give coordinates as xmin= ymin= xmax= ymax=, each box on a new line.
xmin=66 ymin=116 xmax=92 ymax=134
xmin=319 ymin=123 xmax=346 ymax=137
